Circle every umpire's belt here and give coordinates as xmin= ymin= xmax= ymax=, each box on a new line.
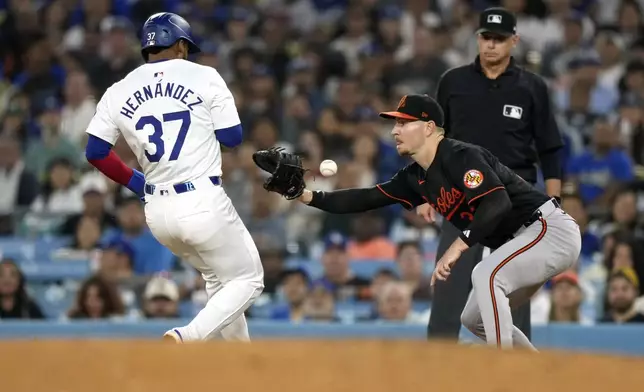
xmin=144 ymin=176 xmax=221 ymax=195
xmin=522 ymin=198 xmax=560 ymax=228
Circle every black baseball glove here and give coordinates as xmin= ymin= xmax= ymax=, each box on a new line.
xmin=252 ymin=147 xmax=306 ymax=200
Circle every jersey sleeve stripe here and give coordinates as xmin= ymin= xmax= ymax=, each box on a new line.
xmin=376 ymin=184 xmax=413 ymax=209
xmin=467 ymin=186 xmax=505 ymax=205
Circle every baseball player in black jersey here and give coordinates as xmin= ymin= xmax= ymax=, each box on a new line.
xmin=295 ymin=94 xmax=581 ymax=349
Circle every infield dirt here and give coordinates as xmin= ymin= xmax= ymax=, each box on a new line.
xmin=0 ymin=340 xmax=641 ymax=392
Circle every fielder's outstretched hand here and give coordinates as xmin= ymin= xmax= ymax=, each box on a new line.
xmin=252 ymin=147 xmax=307 ymax=200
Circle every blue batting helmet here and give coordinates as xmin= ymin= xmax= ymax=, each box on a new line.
xmin=140 ymin=13 xmax=200 ymax=60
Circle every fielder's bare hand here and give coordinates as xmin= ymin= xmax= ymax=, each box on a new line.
xmin=431 ymin=239 xmax=468 ymax=286
xmin=416 ymin=203 xmax=437 ymax=223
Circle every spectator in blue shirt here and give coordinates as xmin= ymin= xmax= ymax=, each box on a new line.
xmin=566 ymin=117 xmax=634 ymax=206
xmin=102 ymin=197 xmax=174 ymax=275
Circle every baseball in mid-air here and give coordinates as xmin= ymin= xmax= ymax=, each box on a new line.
xmin=319 ymin=159 xmax=338 ymax=177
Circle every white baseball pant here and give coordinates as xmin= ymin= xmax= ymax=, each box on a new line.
xmin=144 ymin=175 xmax=264 ymax=341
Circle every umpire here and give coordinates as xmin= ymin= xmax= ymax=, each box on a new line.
xmin=426 ymin=7 xmax=563 ymax=342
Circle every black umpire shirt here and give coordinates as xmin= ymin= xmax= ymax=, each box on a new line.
xmin=436 ymin=57 xmax=563 ymax=184
xmin=309 ymin=138 xmax=550 ymax=250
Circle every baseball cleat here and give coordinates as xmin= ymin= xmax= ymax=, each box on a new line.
xmin=163 ymin=329 xmax=184 ymax=343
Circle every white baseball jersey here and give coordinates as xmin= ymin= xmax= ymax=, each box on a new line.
xmin=86 ymin=59 xmax=240 ymax=185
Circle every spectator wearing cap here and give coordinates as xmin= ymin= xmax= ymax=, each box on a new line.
xmin=1 ymin=94 xmax=34 ymax=147
xmin=315 ymin=232 xmax=371 ymax=301
xmin=301 ymin=281 xmax=338 ymax=322
xmin=0 ymin=135 xmax=39 ymax=234
xmin=548 ymin=271 xmax=592 ymax=325
xmin=102 ymin=197 xmax=175 ymax=275
xmin=566 ymin=117 xmax=634 ymax=206
xmin=600 ymin=267 xmax=644 ymax=323
xmin=96 ymin=237 xmax=135 ymax=283
xmin=24 ymin=95 xmax=83 ymax=180
xmin=59 ymin=175 xmax=116 ymax=235
xmin=554 ymin=53 xmax=620 ymax=117
xmin=141 ymin=276 xmax=180 ymax=319
xmin=59 ymin=70 xmax=97 ymax=148
xmin=270 ymin=268 xmax=311 ymax=322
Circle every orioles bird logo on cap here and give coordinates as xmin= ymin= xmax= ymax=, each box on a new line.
xmin=397 ymin=95 xmax=407 ymax=110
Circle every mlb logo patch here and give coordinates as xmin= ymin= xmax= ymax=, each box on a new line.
xmin=487 ymin=14 xmax=502 ymax=24
xmin=154 ymin=72 xmax=164 ymax=78
xmin=503 ymin=105 xmax=523 ymax=119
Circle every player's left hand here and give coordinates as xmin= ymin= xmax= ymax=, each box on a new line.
xmin=252 ymin=147 xmax=307 ymax=200
xmin=431 ymin=247 xmax=463 ymax=286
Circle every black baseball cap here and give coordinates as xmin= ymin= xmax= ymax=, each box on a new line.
xmin=379 ymin=94 xmax=444 ymax=126
xmin=476 ymin=7 xmax=517 ymax=37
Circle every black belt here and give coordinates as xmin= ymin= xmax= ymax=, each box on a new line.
xmin=523 ymin=198 xmax=560 ymax=228
xmin=144 ymin=176 xmax=221 ymax=195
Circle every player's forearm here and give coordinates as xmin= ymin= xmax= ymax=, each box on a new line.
xmin=300 ymin=187 xmax=394 ymax=213
xmin=85 ymin=135 xmax=145 ymax=195
xmin=544 ymin=179 xmax=561 ymax=199
xmin=459 ymin=190 xmax=512 ymax=246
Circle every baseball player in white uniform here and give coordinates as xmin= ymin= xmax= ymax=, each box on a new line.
xmin=84 ymin=13 xmax=264 ymax=342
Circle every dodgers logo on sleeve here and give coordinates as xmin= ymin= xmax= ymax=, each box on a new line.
xmin=463 ymin=169 xmax=484 ymax=189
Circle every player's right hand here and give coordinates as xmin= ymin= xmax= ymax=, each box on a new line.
xmin=416 ymin=203 xmax=437 ymax=223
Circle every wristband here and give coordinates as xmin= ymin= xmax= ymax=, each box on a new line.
xmin=459 ymin=231 xmax=473 ymax=247
xmin=127 ymin=169 xmax=146 ymax=197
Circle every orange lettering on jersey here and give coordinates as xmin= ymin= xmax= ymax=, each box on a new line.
xmin=427 ymin=187 xmax=464 ymax=217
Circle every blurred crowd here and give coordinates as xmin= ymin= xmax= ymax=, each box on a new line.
xmin=1 ymin=0 xmax=644 ymax=328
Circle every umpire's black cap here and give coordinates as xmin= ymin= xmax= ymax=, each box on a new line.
xmin=476 ymin=7 xmax=517 ymax=37
xmin=379 ymin=94 xmax=445 ymax=127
